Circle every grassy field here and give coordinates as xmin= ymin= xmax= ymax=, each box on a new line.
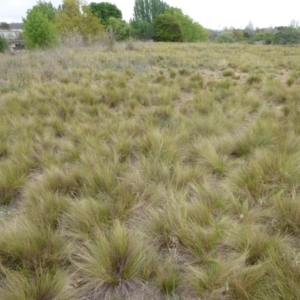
xmin=1 ymin=41 xmax=300 ymax=299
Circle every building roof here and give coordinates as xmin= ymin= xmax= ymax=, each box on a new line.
xmin=0 ymin=29 xmax=22 ymax=39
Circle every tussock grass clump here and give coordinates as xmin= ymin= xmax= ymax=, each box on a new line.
xmin=0 ymin=162 xmax=28 ymax=204
xmin=230 ymin=114 xmax=281 ymax=157
xmin=30 ymin=166 xmax=85 ymax=199
xmin=222 ymin=69 xmax=235 ymax=77
xmin=1 ymin=42 xmax=300 ymax=299
xmin=229 ymin=147 xmax=300 ymax=201
xmin=246 ymin=74 xmax=262 ymax=85
xmin=286 ymin=74 xmax=297 ymax=86
xmin=0 ymin=269 xmax=73 ymax=300
xmin=267 ymin=247 xmax=300 ymax=298
xmin=72 ymin=221 xmax=150 ymax=299
xmin=155 ymin=257 xmax=180 ymax=295
xmin=222 ymin=224 xmax=286 ymax=265
xmin=272 ymin=191 xmax=300 ymax=235
xmin=0 ymin=220 xmax=68 ymax=273
xmin=178 ymin=68 xmax=191 ymax=76
xmin=62 ymin=198 xmax=111 ymax=241
xmin=193 ymin=139 xmax=231 ymax=176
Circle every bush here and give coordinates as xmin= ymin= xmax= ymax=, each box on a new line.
xmin=0 ymin=35 xmax=8 ymax=53
xmin=165 ymin=7 xmax=208 ymax=42
xmin=56 ymin=0 xmax=103 ymax=41
xmin=216 ymin=30 xmax=237 ymax=43
xmin=273 ymin=27 xmax=300 ymax=45
xmin=23 ymin=9 xmax=57 ymax=49
xmin=249 ymin=31 xmax=274 ymax=44
xmin=154 ymin=14 xmax=183 ymax=42
xmin=107 ymin=17 xmax=132 ymax=41
xmin=246 ymin=75 xmax=262 ymax=85
xmin=232 ymin=29 xmax=244 ymax=41
xmin=265 ymin=36 xmax=273 ymax=44
xmin=89 ymin=2 xmax=122 ymax=26
xmin=130 ymin=20 xmax=155 ymax=40
xmin=133 ymin=0 xmax=169 ymax=23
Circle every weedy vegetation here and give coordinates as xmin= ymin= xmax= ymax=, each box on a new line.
xmin=1 ymin=41 xmax=300 ymax=299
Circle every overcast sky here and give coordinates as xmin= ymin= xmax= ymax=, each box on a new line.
xmin=1 ymin=0 xmax=300 ymax=30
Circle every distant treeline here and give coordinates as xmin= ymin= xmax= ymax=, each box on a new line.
xmin=210 ymin=21 xmax=300 ymax=45
xmin=2 ymin=1 xmax=300 ymax=49
xmin=0 ymin=22 xmax=22 ymax=30
xmin=17 ymin=0 xmax=209 ymax=49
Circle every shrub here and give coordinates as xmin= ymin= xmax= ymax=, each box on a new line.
xmin=247 ymin=75 xmax=262 ymax=85
xmin=286 ymin=73 xmax=298 ymax=86
xmin=22 ymin=1 xmax=58 ymax=49
xmin=0 ymin=34 xmax=8 ymax=53
xmin=273 ymin=27 xmax=300 ymax=45
xmin=56 ymin=0 xmax=103 ymax=41
xmin=0 ymin=22 xmax=10 ymax=30
xmin=165 ymin=7 xmax=208 ymax=42
xmin=244 ymin=21 xmax=255 ymax=38
xmin=23 ymin=10 xmax=57 ymax=49
xmin=130 ymin=20 xmax=155 ymax=40
xmin=73 ymin=221 xmax=148 ymax=298
xmin=107 ymin=17 xmax=132 ymax=41
xmin=89 ymin=2 xmax=122 ymax=26
xmin=216 ymin=30 xmax=237 ymax=43
xmin=133 ymin=0 xmax=169 ymax=23
xmin=232 ymin=29 xmax=244 ymax=41
xmin=154 ymin=14 xmax=183 ymax=42
xmin=249 ymin=31 xmax=274 ymax=44
xmin=264 ymin=35 xmax=273 ymax=44
xmin=223 ymin=70 xmax=235 ymax=77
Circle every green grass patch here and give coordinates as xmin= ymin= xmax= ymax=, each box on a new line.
xmin=0 ymin=41 xmax=300 ymax=299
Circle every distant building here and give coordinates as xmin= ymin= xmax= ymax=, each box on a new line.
xmin=0 ymin=29 xmax=22 ymax=39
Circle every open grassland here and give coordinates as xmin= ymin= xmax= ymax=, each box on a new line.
xmin=1 ymin=41 xmax=300 ymax=299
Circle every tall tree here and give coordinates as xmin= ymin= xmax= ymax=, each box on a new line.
xmin=33 ymin=0 xmax=57 ymax=21
xmin=130 ymin=19 xmax=155 ymax=40
xmin=0 ymin=35 xmax=8 ymax=53
xmin=22 ymin=1 xmax=57 ymax=49
xmin=0 ymin=22 xmax=10 ymax=30
xmin=133 ymin=0 xmax=169 ymax=23
xmin=165 ymin=7 xmax=208 ymax=42
xmin=273 ymin=27 xmax=300 ymax=45
xmin=107 ymin=17 xmax=131 ymax=40
xmin=55 ymin=0 xmax=103 ymax=38
xmin=89 ymin=2 xmax=122 ymax=26
xmin=244 ymin=21 xmax=255 ymax=38
xmin=132 ymin=0 xmax=168 ymax=40
xmin=154 ymin=13 xmax=183 ymax=42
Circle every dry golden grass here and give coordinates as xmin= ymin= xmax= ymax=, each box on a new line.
xmin=1 ymin=41 xmax=300 ymax=299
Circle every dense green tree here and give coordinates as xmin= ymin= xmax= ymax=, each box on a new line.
xmin=0 ymin=34 xmax=8 ymax=53
xmin=215 ymin=30 xmax=237 ymax=43
xmin=244 ymin=21 xmax=255 ymax=38
xmin=89 ymin=2 xmax=122 ymax=26
xmin=273 ymin=27 xmax=300 ymax=45
xmin=0 ymin=22 xmax=10 ymax=30
xmin=165 ymin=7 xmax=207 ymax=42
xmin=232 ymin=28 xmax=245 ymax=41
xmin=130 ymin=20 xmax=155 ymax=40
xmin=107 ymin=17 xmax=132 ymax=40
xmin=132 ymin=0 xmax=169 ymax=41
xmin=249 ymin=29 xmax=274 ymax=44
xmin=22 ymin=1 xmax=57 ymax=49
xmin=33 ymin=0 xmax=57 ymax=21
xmin=153 ymin=13 xmax=183 ymax=42
xmin=56 ymin=0 xmax=103 ymax=39
xmin=290 ymin=19 xmax=299 ymax=29
xmin=133 ymin=0 xmax=169 ymax=23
